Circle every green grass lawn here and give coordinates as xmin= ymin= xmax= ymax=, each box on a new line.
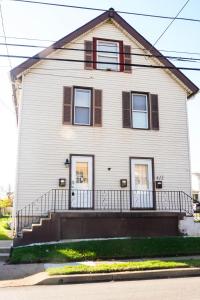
xmin=10 ymin=237 xmax=200 ymax=264
xmin=47 ymin=259 xmax=200 ymax=276
xmin=194 ymin=213 xmax=200 ymax=222
xmin=0 ymin=217 xmax=12 ymax=240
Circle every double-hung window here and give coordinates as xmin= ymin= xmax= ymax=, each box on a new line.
xmin=74 ymin=88 xmax=91 ymax=125
xmin=132 ymin=93 xmax=148 ymax=129
xmin=97 ymin=40 xmax=119 ymax=71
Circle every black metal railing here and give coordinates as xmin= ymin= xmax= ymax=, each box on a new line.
xmin=15 ymin=189 xmax=193 ymax=236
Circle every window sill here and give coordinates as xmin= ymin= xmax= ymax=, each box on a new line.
xmin=63 ymin=124 xmax=102 ymax=128
xmin=73 ymin=123 xmax=91 ymax=127
xmin=132 ymin=127 xmax=150 ymax=130
xmin=93 ymin=68 xmax=132 ymax=74
xmin=95 ymin=68 xmax=120 ymax=72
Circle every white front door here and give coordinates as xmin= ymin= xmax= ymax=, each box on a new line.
xmin=131 ymin=158 xmax=154 ymax=209
xmin=70 ymin=155 xmax=93 ymax=208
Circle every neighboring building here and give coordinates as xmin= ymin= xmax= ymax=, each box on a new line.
xmin=192 ymin=173 xmax=200 ymax=201
xmin=11 ymin=9 xmax=199 ymax=245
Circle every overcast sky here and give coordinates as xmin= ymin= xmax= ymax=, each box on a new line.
xmin=0 ymin=0 xmax=199 ymax=194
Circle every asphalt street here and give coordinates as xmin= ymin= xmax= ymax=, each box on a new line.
xmin=1 ymin=276 xmax=200 ymax=300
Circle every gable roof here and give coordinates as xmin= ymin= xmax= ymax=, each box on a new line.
xmin=10 ymin=8 xmax=198 ymax=98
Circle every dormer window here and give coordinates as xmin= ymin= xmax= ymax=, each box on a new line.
xmin=96 ymin=40 xmax=120 ymax=71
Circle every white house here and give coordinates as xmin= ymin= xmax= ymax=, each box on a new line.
xmin=11 ymin=9 xmax=199 ymax=245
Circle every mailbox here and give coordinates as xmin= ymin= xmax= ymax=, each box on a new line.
xmin=156 ymin=181 xmax=162 ymax=189
xmin=59 ymin=178 xmax=66 ymax=187
xmin=120 ymin=179 xmax=127 ymax=188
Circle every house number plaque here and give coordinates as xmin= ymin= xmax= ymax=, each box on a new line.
xmin=156 ymin=176 xmax=164 ymax=181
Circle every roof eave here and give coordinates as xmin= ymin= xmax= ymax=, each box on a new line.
xmin=10 ymin=8 xmax=199 ymax=98
xmin=112 ymin=12 xmax=199 ymax=98
xmin=10 ymin=9 xmax=111 ymax=80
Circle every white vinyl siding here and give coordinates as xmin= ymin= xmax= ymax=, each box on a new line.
xmin=14 ymin=20 xmax=191 ymax=211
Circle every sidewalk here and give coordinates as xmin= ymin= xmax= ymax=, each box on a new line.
xmin=1 ymin=255 xmax=200 ymax=287
xmin=0 ymin=262 xmax=46 ymax=287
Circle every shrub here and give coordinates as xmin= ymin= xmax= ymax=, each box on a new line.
xmin=0 ymin=197 xmax=13 ymax=208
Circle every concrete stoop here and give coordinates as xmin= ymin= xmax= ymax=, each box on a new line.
xmin=179 ymin=216 xmax=200 ymax=236
xmin=14 ymin=211 xmax=184 ymax=247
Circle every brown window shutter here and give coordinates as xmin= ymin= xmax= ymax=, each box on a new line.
xmin=84 ymin=40 xmax=93 ymax=70
xmin=122 ymin=91 xmax=131 ymax=128
xmin=63 ymin=87 xmax=72 ymax=124
xmin=93 ymin=89 xmax=102 ymax=127
xmin=150 ymin=94 xmax=159 ymax=130
xmin=124 ymin=45 xmax=132 ymax=73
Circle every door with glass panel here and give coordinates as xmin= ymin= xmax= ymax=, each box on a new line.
xmin=131 ymin=158 xmax=154 ymax=209
xmin=70 ymin=155 xmax=93 ymax=209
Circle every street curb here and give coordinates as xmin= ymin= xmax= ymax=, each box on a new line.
xmin=38 ymin=267 xmax=200 ymax=285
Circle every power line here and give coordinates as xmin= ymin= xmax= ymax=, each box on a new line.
xmin=1 ymin=35 xmax=200 ymax=56
xmin=0 ymin=41 xmax=200 ymax=63
xmin=2 ymin=53 xmax=200 ymax=72
xmin=11 ymin=0 xmax=200 ymax=23
xmin=28 ymin=71 xmax=93 ymax=79
xmin=0 ymin=4 xmax=12 ymax=68
xmin=158 ymin=49 xmax=200 ymax=56
xmin=0 ymin=34 xmax=54 ymax=43
xmin=1 ymin=66 xmax=87 ymax=71
xmin=5 ymin=61 xmax=200 ymax=73
xmin=153 ymin=0 xmax=190 ymax=46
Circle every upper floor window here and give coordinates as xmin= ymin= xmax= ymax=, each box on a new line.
xmin=63 ymin=86 xmax=102 ymax=127
xmin=122 ymin=91 xmax=159 ymax=130
xmin=132 ymin=93 xmax=149 ymax=129
xmin=84 ymin=38 xmax=132 ymax=73
xmin=96 ymin=40 xmax=119 ymax=71
xmin=74 ymin=88 xmax=91 ymax=125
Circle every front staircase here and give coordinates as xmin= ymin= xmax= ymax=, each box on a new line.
xmin=14 ymin=189 xmax=194 ymax=246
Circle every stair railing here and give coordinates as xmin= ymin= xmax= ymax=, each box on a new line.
xmin=15 ymin=189 xmax=193 ymax=237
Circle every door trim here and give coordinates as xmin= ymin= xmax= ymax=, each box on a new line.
xmin=69 ymin=154 xmax=95 ymax=210
xmin=129 ymin=157 xmax=156 ymax=210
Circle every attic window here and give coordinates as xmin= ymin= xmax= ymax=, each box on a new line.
xmin=96 ymin=40 xmax=119 ymax=71
xmin=93 ymin=38 xmax=123 ymax=71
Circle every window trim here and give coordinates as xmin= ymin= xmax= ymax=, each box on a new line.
xmin=131 ymin=91 xmax=150 ymax=130
xmin=96 ymin=40 xmax=119 ymax=71
xmin=73 ymin=86 xmax=93 ymax=126
xmin=93 ymin=37 xmax=124 ymax=72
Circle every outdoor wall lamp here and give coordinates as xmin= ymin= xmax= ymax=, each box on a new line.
xmin=64 ymin=158 xmax=70 ymax=167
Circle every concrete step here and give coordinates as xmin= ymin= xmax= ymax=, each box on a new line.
xmin=0 ymin=253 xmax=9 ymax=262
xmin=0 ymin=247 xmax=10 ymax=253
xmin=0 ymin=241 xmax=12 ymax=247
